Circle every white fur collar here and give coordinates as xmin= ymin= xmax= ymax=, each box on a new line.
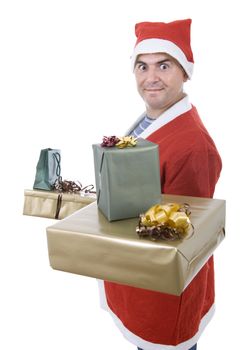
xmin=125 ymin=95 xmax=192 ymax=139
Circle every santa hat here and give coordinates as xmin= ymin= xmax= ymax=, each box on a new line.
xmin=131 ymin=19 xmax=194 ymax=79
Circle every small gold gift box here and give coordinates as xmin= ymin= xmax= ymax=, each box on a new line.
xmin=46 ymin=194 xmax=225 ymax=295
xmin=23 ymin=189 xmax=96 ymax=220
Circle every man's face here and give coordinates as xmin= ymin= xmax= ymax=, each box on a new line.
xmin=134 ymin=53 xmax=187 ymax=117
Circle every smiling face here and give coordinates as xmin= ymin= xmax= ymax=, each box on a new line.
xmin=134 ymin=53 xmax=188 ymax=118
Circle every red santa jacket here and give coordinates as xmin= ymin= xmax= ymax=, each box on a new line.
xmin=99 ymin=96 xmax=222 ymax=350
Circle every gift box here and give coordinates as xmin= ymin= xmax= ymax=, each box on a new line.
xmin=92 ymin=138 xmax=161 ymax=221
xmin=46 ymin=194 xmax=225 ymax=295
xmin=23 ymin=189 xmax=96 ymax=220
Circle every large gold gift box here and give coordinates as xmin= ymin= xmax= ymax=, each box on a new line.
xmin=46 ymin=194 xmax=225 ymax=295
xmin=23 ymin=189 xmax=96 ymax=220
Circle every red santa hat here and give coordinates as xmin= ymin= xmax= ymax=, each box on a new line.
xmin=131 ymin=19 xmax=194 ymax=79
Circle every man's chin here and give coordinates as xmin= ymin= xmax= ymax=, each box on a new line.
xmin=145 ymin=99 xmax=166 ymax=110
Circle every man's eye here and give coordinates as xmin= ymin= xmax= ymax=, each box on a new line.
xmin=138 ymin=64 xmax=146 ymax=71
xmin=160 ymin=64 xmax=168 ymax=70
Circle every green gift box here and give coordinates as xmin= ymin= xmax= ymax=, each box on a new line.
xmin=92 ymin=138 xmax=161 ymax=221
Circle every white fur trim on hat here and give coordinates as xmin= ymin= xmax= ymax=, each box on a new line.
xmin=131 ymin=38 xmax=194 ymax=79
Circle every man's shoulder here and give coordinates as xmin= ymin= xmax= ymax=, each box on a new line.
xmin=148 ymin=106 xmax=204 ymax=143
xmin=149 ymin=108 xmax=219 ymax=156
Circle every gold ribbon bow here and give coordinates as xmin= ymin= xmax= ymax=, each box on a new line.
xmin=115 ymin=136 xmax=137 ymax=149
xmin=137 ymin=203 xmax=192 ymax=241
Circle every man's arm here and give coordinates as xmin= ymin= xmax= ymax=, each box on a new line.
xmin=162 ymin=149 xmax=222 ymax=198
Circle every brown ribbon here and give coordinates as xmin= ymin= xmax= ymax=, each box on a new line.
xmin=53 ymin=178 xmax=96 ymax=194
xmin=53 ymin=179 xmax=96 ymax=219
xmin=55 ymin=194 xmax=63 ymax=219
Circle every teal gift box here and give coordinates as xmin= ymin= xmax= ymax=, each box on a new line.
xmin=92 ymin=138 xmax=161 ymax=221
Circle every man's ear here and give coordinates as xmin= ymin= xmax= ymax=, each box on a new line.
xmin=183 ymin=72 xmax=189 ymax=82
xmin=180 ymin=65 xmax=189 ymax=82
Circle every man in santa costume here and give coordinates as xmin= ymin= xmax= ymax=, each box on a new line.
xmin=98 ymin=19 xmax=222 ymax=350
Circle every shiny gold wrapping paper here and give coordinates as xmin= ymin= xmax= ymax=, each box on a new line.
xmin=23 ymin=189 xmax=96 ymax=220
xmin=46 ymin=194 xmax=225 ymax=295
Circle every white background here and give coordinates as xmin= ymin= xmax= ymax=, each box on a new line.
xmin=0 ymin=0 xmax=244 ymax=349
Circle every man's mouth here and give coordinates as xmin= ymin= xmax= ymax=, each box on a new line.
xmin=145 ymin=88 xmax=164 ymax=92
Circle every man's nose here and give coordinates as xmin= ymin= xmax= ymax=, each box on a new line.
xmin=146 ymin=68 xmax=160 ymax=83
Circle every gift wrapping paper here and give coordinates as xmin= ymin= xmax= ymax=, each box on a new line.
xmin=23 ymin=189 xmax=96 ymax=220
xmin=92 ymin=138 xmax=161 ymax=221
xmin=46 ymin=194 xmax=225 ymax=295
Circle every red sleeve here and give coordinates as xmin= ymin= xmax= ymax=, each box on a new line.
xmin=162 ymin=149 xmax=222 ymax=198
